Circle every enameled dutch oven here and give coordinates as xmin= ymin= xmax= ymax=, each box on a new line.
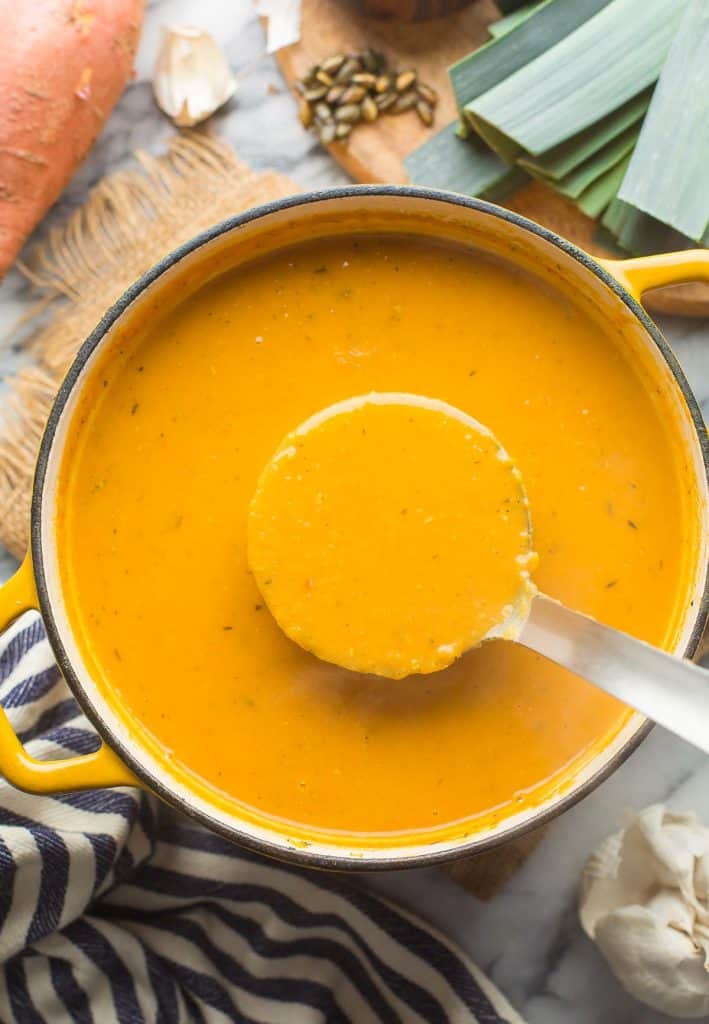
xmin=0 ymin=187 xmax=708 ymax=870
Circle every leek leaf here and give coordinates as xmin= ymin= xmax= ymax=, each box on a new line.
xmin=601 ymin=197 xmax=629 ymax=237
xmin=548 ymin=124 xmax=640 ymax=200
xmin=404 ymin=121 xmax=526 ymax=200
xmin=517 ymin=89 xmax=651 ymax=182
xmin=601 ymin=200 xmax=689 ymax=256
xmin=449 ymin=0 xmax=610 ymax=112
xmin=617 ymin=0 xmax=709 ymax=242
xmin=489 ymin=3 xmax=541 ymax=39
xmin=467 ymin=0 xmax=689 ymax=155
xmin=466 ymin=114 xmax=521 ymax=163
xmin=577 ymin=154 xmax=631 ymax=219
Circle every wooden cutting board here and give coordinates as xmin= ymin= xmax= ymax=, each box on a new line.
xmin=275 ymin=0 xmax=709 ymax=317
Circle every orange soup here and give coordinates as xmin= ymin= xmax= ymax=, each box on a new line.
xmin=247 ymin=392 xmax=536 ymax=679
xmin=57 ymin=233 xmax=696 ymax=840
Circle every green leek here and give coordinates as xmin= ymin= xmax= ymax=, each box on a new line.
xmin=450 ymin=0 xmax=609 ymax=112
xmin=617 ymin=0 xmax=709 ymax=242
xmin=488 ymin=3 xmax=541 ymax=39
xmin=404 ymin=122 xmax=525 ymax=201
xmin=577 ymin=154 xmax=631 ymax=219
xmin=541 ymin=124 xmax=640 ymax=200
xmin=601 ymin=199 xmax=691 ymax=255
xmin=406 ymin=0 xmax=706 ymax=257
xmin=466 ymin=0 xmax=688 ymax=155
xmin=517 ymin=89 xmax=651 ymax=183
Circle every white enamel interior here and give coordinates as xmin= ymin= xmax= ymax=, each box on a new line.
xmin=36 ymin=191 xmax=709 ymax=866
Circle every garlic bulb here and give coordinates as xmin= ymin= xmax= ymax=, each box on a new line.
xmin=154 ymin=26 xmax=237 ymax=128
xmin=580 ymin=805 xmax=709 ymax=1018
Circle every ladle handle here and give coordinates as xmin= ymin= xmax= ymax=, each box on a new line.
xmin=518 ymin=594 xmax=709 ymax=756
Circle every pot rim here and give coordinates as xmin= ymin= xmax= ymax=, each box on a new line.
xmin=30 ymin=185 xmax=709 ymax=871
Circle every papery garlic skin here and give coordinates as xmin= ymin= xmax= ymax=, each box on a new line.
xmin=154 ymin=26 xmax=237 ymax=127
xmin=253 ymin=0 xmax=302 ymax=53
xmin=580 ymin=805 xmax=709 ymax=1018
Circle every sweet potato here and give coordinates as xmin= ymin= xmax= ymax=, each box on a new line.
xmin=0 ymin=0 xmax=144 ymax=276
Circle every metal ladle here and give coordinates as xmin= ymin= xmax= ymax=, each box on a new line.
xmin=514 ymin=593 xmax=709 ymax=755
xmin=250 ymin=392 xmax=709 ymax=754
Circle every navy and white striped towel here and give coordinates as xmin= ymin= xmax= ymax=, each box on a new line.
xmin=0 ymin=611 xmax=524 ymax=1023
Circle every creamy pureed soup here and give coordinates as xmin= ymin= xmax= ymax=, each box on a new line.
xmin=248 ymin=393 xmax=537 ymax=679
xmin=57 ymin=232 xmax=697 ymax=842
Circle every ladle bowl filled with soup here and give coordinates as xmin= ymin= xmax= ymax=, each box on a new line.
xmin=0 ymin=188 xmax=707 ymax=868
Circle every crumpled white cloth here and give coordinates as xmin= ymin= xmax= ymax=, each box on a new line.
xmin=253 ymin=0 xmax=302 ymax=52
xmin=580 ymin=804 xmax=709 ymax=1018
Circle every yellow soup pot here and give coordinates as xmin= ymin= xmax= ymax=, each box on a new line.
xmin=1 ymin=187 xmax=708 ymax=870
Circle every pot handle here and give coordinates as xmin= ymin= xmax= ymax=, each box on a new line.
xmin=600 ymin=248 xmax=709 ymax=663
xmin=0 ymin=555 xmax=139 ymax=793
xmin=599 ymin=249 xmax=709 ymax=301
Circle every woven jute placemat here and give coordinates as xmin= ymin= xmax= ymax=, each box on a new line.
xmin=0 ymin=134 xmax=296 ymax=554
xmin=0 ymin=132 xmax=544 ymax=898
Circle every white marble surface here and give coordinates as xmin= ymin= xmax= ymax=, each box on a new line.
xmin=0 ymin=3 xmax=708 ymax=1021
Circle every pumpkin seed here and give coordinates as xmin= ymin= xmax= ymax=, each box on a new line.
xmin=351 ymin=72 xmax=377 ymax=87
xmin=296 ymin=49 xmax=436 ymax=147
xmin=335 ymin=57 xmax=361 ymax=83
xmin=417 ymin=82 xmax=438 ymax=106
xmin=340 ymin=84 xmax=367 ymax=104
xmin=321 ymin=54 xmax=346 ymax=74
xmin=362 ymin=49 xmax=380 ymax=73
xmin=326 ymin=84 xmax=347 ymax=104
xmin=375 ymin=91 xmax=397 ymax=110
xmin=392 ymin=90 xmax=417 ymax=113
xmin=361 ymin=96 xmax=379 ymax=122
xmin=319 ymin=122 xmax=336 ymax=144
xmin=304 ymin=86 xmax=328 ymax=102
xmin=299 ymin=98 xmax=313 ymax=127
xmin=335 ymin=103 xmax=361 ymax=123
xmin=396 ymin=70 xmax=417 ymax=93
xmin=416 ymin=99 xmax=434 ymax=126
